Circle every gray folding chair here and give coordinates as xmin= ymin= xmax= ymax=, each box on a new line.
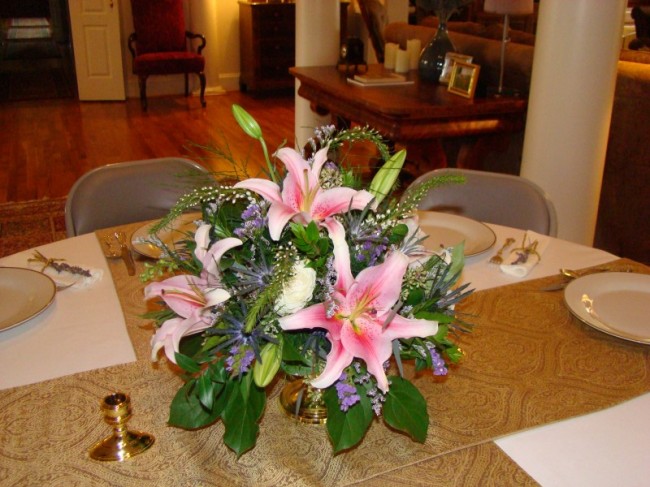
xmin=406 ymin=168 xmax=558 ymax=236
xmin=65 ymin=157 xmax=211 ymax=237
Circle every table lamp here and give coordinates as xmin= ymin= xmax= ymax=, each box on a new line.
xmin=484 ymin=0 xmax=534 ymax=96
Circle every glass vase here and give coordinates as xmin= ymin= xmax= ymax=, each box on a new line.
xmin=418 ymin=21 xmax=456 ymax=83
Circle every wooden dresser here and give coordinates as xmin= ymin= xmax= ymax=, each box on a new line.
xmin=238 ymin=1 xmax=348 ymax=94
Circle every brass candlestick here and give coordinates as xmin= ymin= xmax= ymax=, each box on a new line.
xmin=89 ymin=392 xmax=154 ymax=461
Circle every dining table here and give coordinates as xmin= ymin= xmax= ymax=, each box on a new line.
xmin=0 ymin=215 xmax=648 ymax=486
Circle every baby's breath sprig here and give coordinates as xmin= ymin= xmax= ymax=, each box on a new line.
xmin=243 ymin=245 xmax=297 ymax=334
xmin=150 ymin=185 xmax=254 ymax=234
xmin=329 ymin=125 xmax=390 ymax=162
xmin=399 ymin=174 xmax=466 ymax=214
xmin=139 ymin=258 xmax=184 ymax=283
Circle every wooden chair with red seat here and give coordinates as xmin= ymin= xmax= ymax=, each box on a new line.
xmin=128 ymin=0 xmax=207 ymax=111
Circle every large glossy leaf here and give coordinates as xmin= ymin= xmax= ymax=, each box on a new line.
xmin=168 ymin=380 xmax=220 ymax=429
xmin=383 ymin=376 xmax=428 ymax=443
xmin=324 ymin=386 xmax=373 ymax=453
xmin=222 ymin=375 xmax=266 ymax=457
xmin=174 ymin=352 xmax=201 ymax=374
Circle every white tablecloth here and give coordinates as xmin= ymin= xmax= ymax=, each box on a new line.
xmin=0 ymin=233 xmax=136 ymax=390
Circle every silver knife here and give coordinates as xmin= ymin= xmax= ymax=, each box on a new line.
xmin=114 ymin=232 xmax=136 ymax=276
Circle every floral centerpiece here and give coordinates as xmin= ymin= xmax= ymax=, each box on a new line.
xmin=141 ymin=105 xmax=472 ymax=456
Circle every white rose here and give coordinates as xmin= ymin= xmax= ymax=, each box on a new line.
xmin=274 ymin=262 xmax=317 ymax=316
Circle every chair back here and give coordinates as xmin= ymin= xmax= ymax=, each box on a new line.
xmin=130 ymin=0 xmax=187 ymax=55
xmin=407 ymin=168 xmax=558 ymax=236
xmin=65 ymin=158 xmax=211 ymax=237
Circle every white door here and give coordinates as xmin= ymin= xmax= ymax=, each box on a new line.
xmin=68 ymin=0 xmax=125 ymax=100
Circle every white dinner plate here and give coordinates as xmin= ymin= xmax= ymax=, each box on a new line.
xmin=0 ymin=267 xmax=56 ymax=332
xmin=417 ymin=211 xmax=496 ymax=257
xmin=564 ymin=272 xmax=650 ymax=345
xmin=131 ymin=212 xmax=202 ymax=259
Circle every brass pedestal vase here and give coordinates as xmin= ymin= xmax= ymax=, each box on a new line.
xmin=280 ymin=376 xmax=328 ymax=425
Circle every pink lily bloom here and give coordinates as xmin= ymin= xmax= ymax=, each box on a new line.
xmin=233 ymin=146 xmax=374 ymax=240
xmin=145 ymin=225 xmax=242 ymax=363
xmin=279 ymin=220 xmax=438 ymax=393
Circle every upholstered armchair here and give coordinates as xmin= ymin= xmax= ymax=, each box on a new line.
xmin=128 ymin=0 xmax=207 ymax=111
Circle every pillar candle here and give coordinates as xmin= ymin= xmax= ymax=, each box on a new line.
xmin=406 ymin=38 xmax=422 ymax=70
xmin=395 ymin=48 xmax=410 ymax=73
xmin=384 ymin=42 xmax=398 ymax=70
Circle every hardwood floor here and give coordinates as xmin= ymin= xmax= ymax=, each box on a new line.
xmin=0 ymin=92 xmax=295 ymax=203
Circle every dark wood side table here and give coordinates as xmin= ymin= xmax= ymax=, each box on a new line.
xmin=290 ymin=64 xmax=528 ymax=174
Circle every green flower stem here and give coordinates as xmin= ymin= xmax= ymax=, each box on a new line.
xmin=259 ymin=136 xmax=279 ymax=184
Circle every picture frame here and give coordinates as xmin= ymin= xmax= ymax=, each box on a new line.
xmin=439 ymin=53 xmax=473 ymax=85
xmin=448 ymin=61 xmax=481 ymax=99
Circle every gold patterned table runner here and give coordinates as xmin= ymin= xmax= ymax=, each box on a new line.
xmin=0 ymin=225 xmax=647 ymax=486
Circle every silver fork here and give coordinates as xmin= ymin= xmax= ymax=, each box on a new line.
xmin=489 ymin=237 xmax=515 ymax=265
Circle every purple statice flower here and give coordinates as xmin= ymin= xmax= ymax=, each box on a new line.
xmin=367 ymin=386 xmax=386 ymax=416
xmin=335 ymin=373 xmax=361 ymax=411
xmin=225 ymin=346 xmax=255 ymax=376
xmin=427 ymin=344 xmax=448 ymax=376
xmin=234 ymin=203 xmax=266 ymax=239
xmin=352 ymin=229 xmax=390 ymax=266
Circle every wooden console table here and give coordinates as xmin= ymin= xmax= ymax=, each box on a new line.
xmin=290 ymin=65 xmax=528 ymax=173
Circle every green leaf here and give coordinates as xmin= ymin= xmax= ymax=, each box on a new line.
xmin=305 ymin=221 xmax=320 ymax=242
xmin=414 ymin=311 xmax=453 ymax=324
xmin=444 ymin=346 xmax=464 ymax=363
xmin=198 ymin=372 xmax=215 ymax=410
xmin=253 ymin=340 xmax=283 ymax=387
xmin=178 ymin=333 xmax=206 ymax=357
xmin=168 ymin=380 xmax=221 ymax=429
xmin=222 ymin=375 xmax=266 ymax=457
xmin=317 ymin=239 xmax=330 ymax=255
xmin=447 ymin=242 xmax=465 ymax=284
xmin=383 ymin=376 xmax=428 ymax=443
xmin=175 ymin=353 xmax=201 ymax=374
xmin=405 ymin=287 xmax=425 ymax=306
xmin=389 ymin=223 xmax=409 ymax=244
xmin=324 ymin=386 xmax=374 ymax=453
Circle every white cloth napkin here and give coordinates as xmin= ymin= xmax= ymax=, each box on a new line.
xmin=500 ymin=231 xmax=549 ymax=278
xmin=28 ymin=258 xmax=103 ymax=289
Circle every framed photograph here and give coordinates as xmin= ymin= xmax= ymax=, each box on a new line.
xmin=448 ymin=61 xmax=481 ymax=99
xmin=439 ymin=53 xmax=473 ymax=85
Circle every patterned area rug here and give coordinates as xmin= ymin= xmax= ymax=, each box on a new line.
xmin=0 ymin=197 xmax=67 ymax=258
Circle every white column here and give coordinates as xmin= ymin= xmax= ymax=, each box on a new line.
xmin=520 ymin=0 xmax=625 ymax=245
xmin=295 ymin=0 xmax=340 ymax=149
xmin=189 ymin=0 xmax=226 ymax=95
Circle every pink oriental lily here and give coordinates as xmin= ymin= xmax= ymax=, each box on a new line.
xmin=145 ymin=225 xmax=242 ymax=363
xmin=278 ymin=220 xmax=438 ymax=393
xmin=233 ymin=146 xmax=374 ymax=240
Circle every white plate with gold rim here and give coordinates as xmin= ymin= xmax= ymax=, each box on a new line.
xmin=0 ymin=267 xmax=56 ymax=332
xmin=564 ymin=272 xmax=650 ymax=345
xmin=131 ymin=212 xmax=202 ymax=259
xmin=417 ymin=211 xmax=496 ymax=257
